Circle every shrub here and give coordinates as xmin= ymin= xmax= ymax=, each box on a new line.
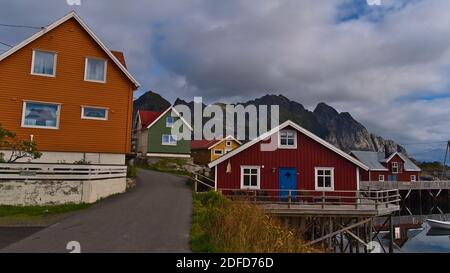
xmin=190 ymin=191 xmax=316 ymax=253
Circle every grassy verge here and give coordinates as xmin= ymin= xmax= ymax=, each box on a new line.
xmin=190 ymin=191 xmax=317 ymax=253
xmin=139 ymin=158 xmax=191 ymax=176
xmin=0 ymin=203 xmax=91 ymax=226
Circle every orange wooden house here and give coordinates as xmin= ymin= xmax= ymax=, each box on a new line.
xmin=0 ymin=12 xmax=140 ymax=165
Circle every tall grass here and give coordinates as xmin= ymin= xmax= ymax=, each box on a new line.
xmin=190 ymin=191 xmax=316 ymax=253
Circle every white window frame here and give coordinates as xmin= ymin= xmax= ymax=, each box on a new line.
xmin=84 ymin=57 xmax=107 ymax=83
xmin=81 ymin=106 xmax=109 ymax=121
xmin=278 ymin=130 xmax=297 ymax=149
xmin=411 ymin=175 xmax=417 ymax=182
xmin=240 ymin=166 xmax=261 ymax=190
xmin=392 ymin=162 xmax=399 ymax=174
xmin=21 ymin=100 xmax=61 ymax=130
xmin=166 ymin=116 xmax=174 ymax=128
xmin=315 ymin=167 xmax=335 ymax=191
xmin=379 ymin=175 xmax=385 ymax=182
xmin=213 ymin=149 xmax=223 ymax=156
xmin=31 ymin=50 xmax=57 ymax=77
xmin=224 ymin=148 xmax=233 ymax=154
xmin=226 ymin=141 xmax=232 ymax=147
xmin=161 ymin=134 xmax=177 ymax=146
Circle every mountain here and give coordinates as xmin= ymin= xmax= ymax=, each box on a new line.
xmin=133 ymin=91 xmax=171 ymax=118
xmin=134 ymin=91 xmax=407 ymax=155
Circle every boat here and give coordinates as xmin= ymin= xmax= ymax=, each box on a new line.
xmin=426 ymin=219 xmax=450 ymax=230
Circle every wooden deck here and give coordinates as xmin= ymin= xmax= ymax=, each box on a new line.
xmin=361 ymin=181 xmax=450 ymax=190
xmin=262 ymin=203 xmax=400 ymax=217
xmin=219 ymin=188 xmax=401 ymax=217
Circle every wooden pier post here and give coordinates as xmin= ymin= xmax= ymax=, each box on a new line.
xmin=389 ymin=214 xmax=394 ymax=253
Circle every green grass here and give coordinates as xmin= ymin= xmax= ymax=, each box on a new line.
xmin=127 ymin=165 xmax=137 ymax=178
xmin=139 ymin=158 xmax=191 ymax=176
xmin=190 ymin=191 xmax=317 ymax=253
xmin=0 ymin=203 xmax=91 ymax=218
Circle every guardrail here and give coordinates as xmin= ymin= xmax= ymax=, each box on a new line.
xmin=191 ymin=172 xmax=215 ymax=192
xmin=217 ymin=188 xmax=401 ymax=210
xmin=0 ymin=163 xmax=127 ymax=181
xmin=361 ymin=181 xmax=450 ymax=190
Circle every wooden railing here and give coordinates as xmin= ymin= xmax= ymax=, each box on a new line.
xmin=191 ymin=172 xmax=215 ymax=192
xmin=0 ymin=163 xmax=127 ymax=181
xmin=361 ymin=181 xmax=450 ymax=190
xmin=217 ymin=189 xmax=401 ymax=210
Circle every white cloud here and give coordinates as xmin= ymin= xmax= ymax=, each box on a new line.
xmin=1 ymin=0 xmax=449 ymax=159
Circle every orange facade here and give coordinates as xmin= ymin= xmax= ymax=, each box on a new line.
xmin=0 ymin=17 xmax=137 ymax=154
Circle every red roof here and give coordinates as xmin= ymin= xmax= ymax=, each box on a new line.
xmin=191 ymin=139 xmax=221 ymax=150
xmin=138 ymin=110 xmax=165 ymax=128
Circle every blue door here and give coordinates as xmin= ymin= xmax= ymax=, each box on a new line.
xmin=279 ymin=168 xmax=297 ymax=199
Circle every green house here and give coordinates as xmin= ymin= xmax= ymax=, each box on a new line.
xmin=134 ymin=107 xmax=192 ymax=158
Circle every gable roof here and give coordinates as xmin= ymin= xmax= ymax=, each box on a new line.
xmin=0 ymin=11 xmax=140 ymax=89
xmin=191 ymin=136 xmax=242 ymax=150
xmin=208 ymin=120 xmax=369 ymax=170
xmin=191 ymin=140 xmax=220 ymax=150
xmin=138 ymin=110 xmax=165 ymax=128
xmin=144 ymin=107 xmax=193 ymax=131
xmin=350 ymin=151 xmax=421 ymax=172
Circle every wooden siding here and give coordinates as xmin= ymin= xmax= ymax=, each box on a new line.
xmin=210 ymin=139 xmax=240 ymax=162
xmin=147 ymin=111 xmax=191 ymax=155
xmin=360 ymin=154 xmax=420 ymax=182
xmin=216 ymin=127 xmax=358 ymax=191
xmin=0 ymin=18 xmax=135 ymax=154
xmin=192 ymin=149 xmax=211 ymax=165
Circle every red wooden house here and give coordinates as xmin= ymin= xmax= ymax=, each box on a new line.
xmin=208 ymin=120 xmax=369 ymax=199
xmin=349 ymin=151 xmax=421 ymax=182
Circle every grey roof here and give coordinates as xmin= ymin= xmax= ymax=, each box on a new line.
xmin=350 ymin=151 xmax=388 ymax=170
xmin=350 ymin=151 xmax=421 ymax=172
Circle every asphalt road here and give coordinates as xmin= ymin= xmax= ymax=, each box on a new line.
xmin=0 ymin=169 xmax=192 ymax=253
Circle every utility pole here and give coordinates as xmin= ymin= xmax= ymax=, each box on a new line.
xmin=442 ymin=141 xmax=450 ymax=180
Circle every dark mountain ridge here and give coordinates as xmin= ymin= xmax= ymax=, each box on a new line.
xmin=134 ymin=91 xmax=406 ymax=155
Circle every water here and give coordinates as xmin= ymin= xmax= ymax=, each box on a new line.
xmin=381 ymin=193 xmax=450 ymax=253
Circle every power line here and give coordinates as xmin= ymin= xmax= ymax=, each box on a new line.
xmin=0 ymin=41 xmax=13 ymax=48
xmin=0 ymin=23 xmax=43 ymax=30
xmin=401 ymin=140 xmax=448 ymax=146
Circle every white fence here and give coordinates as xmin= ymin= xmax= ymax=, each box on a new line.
xmin=0 ymin=163 xmax=127 ymax=181
xmin=361 ymin=180 xmax=450 ymax=190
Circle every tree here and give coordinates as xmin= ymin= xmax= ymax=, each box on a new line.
xmin=0 ymin=124 xmax=42 ymax=163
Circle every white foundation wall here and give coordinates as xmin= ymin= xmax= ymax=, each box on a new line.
xmin=82 ymin=178 xmax=127 ymax=203
xmin=0 ymin=178 xmax=126 ymax=205
xmin=0 ymin=151 xmax=126 ymax=165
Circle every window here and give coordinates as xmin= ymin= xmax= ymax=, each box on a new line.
xmin=411 ymin=175 xmax=417 ymax=182
xmin=224 ymin=148 xmax=232 ymax=154
xmin=166 ymin=116 xmax=174 ymax=127
xmin=81 ymin=106 xmax=108 ymax=120
xmin=214 ymin=149 xmax=223 ymax=155
xmin=392 ymin=162 xmax=399 ymax=174
xmin=31 ymin=50 xmax=56 ymax=77
xmin=85 ymin=57 xmax=107 ymax=82
xmin=241 ymin=166 xmax=260 ymax=189
xmin=315 ymin=167 xmax=334 ymax=191
xmin=379 ymin=175 xmax=385 ymax=182
xmin=162 ymin=134 xmax=177 ymax=145
xmin=226 ymin=141 xmax=232 ymax=147
xmin=279 ymin=130 xmax=296 ymax=148
xmin=22 ymin=101 xmax=60 ymax=129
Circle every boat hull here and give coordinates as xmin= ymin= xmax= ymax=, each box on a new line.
xmin=426 ymin=219 xmax=450 ymax=230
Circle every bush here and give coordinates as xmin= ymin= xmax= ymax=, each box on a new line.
xmin=127 ymin=165 xmax=137 ymax=178
xmin=190 ymin=191 xmax=316 ymax=253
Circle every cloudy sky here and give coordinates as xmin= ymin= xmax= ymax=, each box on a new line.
xmin=0 ymin=0 xmax=449 ymax=161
